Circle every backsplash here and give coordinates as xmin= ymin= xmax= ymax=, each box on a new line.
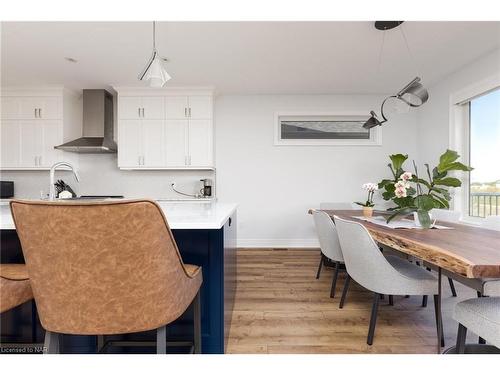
xmin=0 ymin=153 xmax=215 ymax=200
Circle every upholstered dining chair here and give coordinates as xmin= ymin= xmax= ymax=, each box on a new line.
xmin=10 ymin=199 xmax=202 ymax=354
xmin=312 ymin=210 xmax=345 ymax=298
xmin=483 ymin=215 xmax=500 ymax=231
xmin=334 ymin=216 xmax=443 ymax=346
xmin=453 ymin=297 xmax=500 ymax=353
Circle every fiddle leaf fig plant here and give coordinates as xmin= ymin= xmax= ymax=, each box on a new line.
xmin=378 ymin=149 xmax=473 ymax=228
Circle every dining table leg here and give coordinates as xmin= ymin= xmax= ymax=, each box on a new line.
xmin=436 ymin=267 xmax=443 ymax=354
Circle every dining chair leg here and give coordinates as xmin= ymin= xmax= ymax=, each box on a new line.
xmin=44 ymin=331 xmax=60 ymax=354
xmin=330 ymin=262 xmax=340 ymax=298
xmin=456 ymin=324 xmax=467 ymax=354
xmin=422 ymin=295 xmax=428 ymax=307
xmin=475 ymin=292 xmax=486 ymax=344
xmin=433 ymin=294 xmax=445 ymax=348
xmin=448 ymin=278 xmax=457 ymax=297
xmin=367 ymin=293 xmax=381 ymax=345
xmin=193 ymin=290 xmax=202 ymax=354
xmin=388 ymin=295 xmax=394 ymax=306
xmin=380 ymin=294 xmax=385 ymax=300
xmin=156 ymin=325 xmax=167 ymax=354
xmin=339 ymin=274 xmax=351 ymax=309
xmin=316 ymin=254 xmax=325 ymax=279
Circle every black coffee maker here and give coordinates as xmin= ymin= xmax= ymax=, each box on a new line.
xmin=200 ymin=179 xmax=213 ymax=198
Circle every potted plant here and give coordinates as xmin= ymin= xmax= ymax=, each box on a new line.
xmin=355 ymin=183 xmax=377 ymax=217
xmin=378 ymin=149 xmax=472 ymax=228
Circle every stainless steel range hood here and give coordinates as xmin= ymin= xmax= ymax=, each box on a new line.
xmin=55 ymin=89 xmax=117 ymax=153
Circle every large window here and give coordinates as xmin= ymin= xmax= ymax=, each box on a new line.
xmin=469 ymin=88 xmax=500 ymax=217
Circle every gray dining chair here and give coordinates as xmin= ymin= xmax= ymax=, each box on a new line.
xmin=312 ymin=210 xmax=345 ymax=298
xmin=453 ymin=297 xmax=500 ymax=353
xmin=334 ymin=216 xmax=443 ymax=346
xmin=483 ymin=215 xmax=500 ymax=231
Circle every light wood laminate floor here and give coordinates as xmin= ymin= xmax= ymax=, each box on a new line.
xmin=226 ymin=249 xmax=479 ymax=354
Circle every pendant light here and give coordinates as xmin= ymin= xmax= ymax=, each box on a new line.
xmin=363 ymin=22 xmax=429 ymax=129
xmin=138 ymin=21 xmax=171 ymax=87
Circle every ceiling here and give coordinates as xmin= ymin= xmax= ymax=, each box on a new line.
xmin=2 ymin=21 xmax=500 ymax=94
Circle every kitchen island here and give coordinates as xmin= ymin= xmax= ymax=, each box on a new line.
xmin=0 ymin=200 xmax=237 ymax=354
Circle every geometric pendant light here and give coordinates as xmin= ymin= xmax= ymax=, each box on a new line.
xmin=138 ymin=21 xmax=171 ymax=87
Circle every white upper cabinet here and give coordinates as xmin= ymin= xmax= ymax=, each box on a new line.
xmin=2 ymin=96 xmax=61 ymax=120
xmin=115 ymin=87 xmax=214 ymax=170
xmin=0 ymin=88 xmax=80 ymax=170
xmin=188 ymin=96 xmax=213 ymax=119
xmin=118 ymin=96 xmax=165 ymax=119
xmin=165 ymin=96 xmax=189 ymax=119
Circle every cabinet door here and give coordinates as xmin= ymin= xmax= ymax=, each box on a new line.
xmin=142 ymin=97 xmax=164 ymax=119
xmin=188 ymin=120 xmax=212 ymax=167
xmin=38 ymin=97 xmax=62 ymax=119
xmin=118 ymin=97 xmax=143 ymax=119
xmin=165 ymin=120 xmax=188 ymax=166
xmin=40 ymin=121 xmax=64 ymax=167
xmin=1 ymin=98 xmax=21 ymax=119
xmin=188 ymin=96 xmax=213 ymax=119
xmin=19 ymin=121 xmax=42 ymax=167
xmin=18 ymin=97 xmax=39 ymax=119
xmin=165 ymin=96 xmax=188 ymax=120
xmin=142 ymin=120 xmax=166 ymax=167
xmin=0 ymin=121 xmax=20 ymax=167
xmin=118 ymin=120 xmax=142 ymax=167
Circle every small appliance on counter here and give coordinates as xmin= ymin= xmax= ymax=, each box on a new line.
xmin=200 ymin=178 xmax=213 ymax=198
xmin=0 ymin=181 xmax=14 ymax=198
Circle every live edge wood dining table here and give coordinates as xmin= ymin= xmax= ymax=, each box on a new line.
xmin=309 ymin=209 xmax=500 ymax=353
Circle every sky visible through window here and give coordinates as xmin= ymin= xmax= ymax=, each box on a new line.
xmin=470 ymin=88 xmax=500 ymax=185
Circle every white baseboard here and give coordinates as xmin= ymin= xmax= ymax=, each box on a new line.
xmin=237 ymin=238 xmax=319 ymax=248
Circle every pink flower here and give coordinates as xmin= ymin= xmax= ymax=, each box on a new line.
xmin=395 ymin=187 xmax=407 ymax=198
xmin=400 ymin=172 xmax=413 ymax=181
xmin=362 ymin=183 xmax=378 ymax=192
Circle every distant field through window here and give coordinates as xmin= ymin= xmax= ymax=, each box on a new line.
xmin=469 ymin=88 xmax=500 ymax=217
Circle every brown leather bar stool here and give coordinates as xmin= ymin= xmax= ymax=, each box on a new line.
xmin=0 ymin=264 xmax=33 ymax=314
xmin=0 ymin=263 xmax=38 ymax=349
xmin=10 ymin=199 xmax=203 ymax=354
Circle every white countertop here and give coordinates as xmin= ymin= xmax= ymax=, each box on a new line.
xmin=0 ymin=200 xmax=237 ymax=230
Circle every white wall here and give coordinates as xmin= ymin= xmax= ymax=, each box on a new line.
xmin=215 ymin=94 xmax=418 ymax=247
xmin=416 ymin=49 xmax=500 ymax=164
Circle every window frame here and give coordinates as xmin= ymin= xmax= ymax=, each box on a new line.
xmin=274 ymin=111 xmax=382 ymax=146
xmin=449 ymin=74 xmax=500 ymax=223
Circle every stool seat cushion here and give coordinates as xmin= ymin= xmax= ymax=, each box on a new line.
xmin=453 ymin=297 xmax=500 ymax=348
xmin=0 ymin=264 xmax=30 ymax=281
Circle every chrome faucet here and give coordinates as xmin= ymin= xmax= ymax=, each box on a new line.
xmin=49 ymin=162 xmax=80 ymax=200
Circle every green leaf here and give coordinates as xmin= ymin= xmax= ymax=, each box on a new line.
xmin=417 ymin=209 xmax=432 ymax=228
xmin=411 ymin=177 xmax=431 ymax=189
xmin=438 ymin=162 xmax=473 ymax=173
xmin=378 ymin=179 xmax=394 ymax=189
xmin=386 ymin=207 xmax=417 ymax=223
xmin=406 ymin=187 xmax=417 ymax=196
xmin=389 ymin=154 xmax=408 ymax=172
xmin=415 ymin=195 xmax=435 ymax=211
xmin=430 ymin=187 xmax=451 ymax=200
xmin=434 ymin=177 xmax=462 ymax=187
xmin=393 ymin=196 xmax=415 ymax=208
xmin=432 ymin=167 xmax=447 ymax=180
xmin=430 ymin=193 xmax=450 ymax=209
xmin=439 ymin=149 xmax=460 ymax=165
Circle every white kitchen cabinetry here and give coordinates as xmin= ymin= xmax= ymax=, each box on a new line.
xmin=115 ymin=88 xmax=214 ymax=170
xmin=0 ymin=88 xmax=80 ymax=170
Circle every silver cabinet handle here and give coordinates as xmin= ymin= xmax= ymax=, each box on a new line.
xmin=138 ymin=108 xmax=141 ymax=118
xmin=188 ymin=108 xmax=191 ymax=117
xmin=39 ymin=108 xmax=42 ymax=118
xmin=34 ymin=108 xmax=37 ymax=118
xmin=138 ymin=156 xmax=141 ymax=165
xmin=142 ymin=156 xmax=145 ymax=165
xmin=184 ymin=108 xmax=187 ymax=117
xmin=142 ymin=108 xmax=145 ymax=118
